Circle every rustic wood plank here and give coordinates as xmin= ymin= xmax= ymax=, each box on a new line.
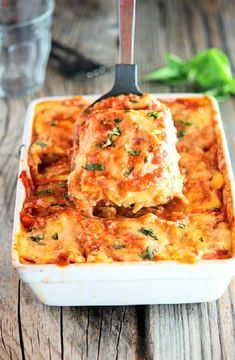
xmin=62 ymin=306 xmax=139 ymax=360
xmin=19 ymin=282 xmax=62 ymax=360
xmin=0 ymin=99 xmax=23 ymax=360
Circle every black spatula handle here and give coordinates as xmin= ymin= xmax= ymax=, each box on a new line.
xmin=110 ymin=64 xmax=142 ymax=96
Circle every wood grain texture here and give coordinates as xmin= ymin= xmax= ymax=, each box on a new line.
xmin=0 ymin=0 xmax=234 ymax=359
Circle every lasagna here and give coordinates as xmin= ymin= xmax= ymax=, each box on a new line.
xmin=17 ymin=94 xmax=233 ymax=265
xmin=69 ymin=94 xmax=184 ymax=215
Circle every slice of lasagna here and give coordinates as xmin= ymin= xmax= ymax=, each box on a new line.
xmin=68 ymin=94 xmax=184 ymax=215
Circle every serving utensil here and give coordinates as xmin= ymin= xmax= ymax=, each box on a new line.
xmin=89 ymin=0 xmax=142 ymax=107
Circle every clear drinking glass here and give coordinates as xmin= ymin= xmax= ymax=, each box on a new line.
xmin=0 ymin=0 xmax=54 ymax=97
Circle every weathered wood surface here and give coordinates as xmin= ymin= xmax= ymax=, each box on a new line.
xmin=0 ymin=0 xmax=234 ymax=359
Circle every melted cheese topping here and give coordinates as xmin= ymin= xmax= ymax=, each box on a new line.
xmin=69 ymin=95 xmax=184 ymax=215
xmin=17 ymin=95 xmax=233 ymax=265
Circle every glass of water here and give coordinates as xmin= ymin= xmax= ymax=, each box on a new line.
xmin=0 ymin=0 xmax=55 ymax=97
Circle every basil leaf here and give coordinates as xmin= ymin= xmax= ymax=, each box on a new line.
xmin=34 ymin=141 xmax=47 ymax=148
xmin=30 ymin=233 xmax=44 ymax=242
xmin=140 ymin=247 xmax=156 ymax=261
xmin=124 ymin=144 xmax=141 ymax=156
xmin=139 ymin=227 xmax=158 ymax=240
xmin=35 ymin=189 xmax=54 ymax=195
xmin=143 ymin=48 xmax=235 ymax=102
xmin=114 ymin=244 xmax=126 ymax=249
xmin=124 ymin=167 xmax=134 ymax=177
xmin=179 ymin=118 xmax=192 ymax=126
xmin=178 ymin=130 xmax=186 ymax=138
xmin=52 ymin=233 xmax=59 ymax=240
xmin=147 ymin=111 xmax=160 ymax=118
xmin=97 ymin=126 xmax=121 ymax=148
xmin=84 ymin=163 xmax=105 ymax=171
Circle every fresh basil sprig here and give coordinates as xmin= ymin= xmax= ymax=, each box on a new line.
xmin=144 ymin=49 xmax=235 ymax=101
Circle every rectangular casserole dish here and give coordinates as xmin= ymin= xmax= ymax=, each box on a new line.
xmin=12 ymin=94 xmax=235 ymax=306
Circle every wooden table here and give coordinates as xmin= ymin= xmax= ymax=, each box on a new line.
xmin=0 ymin=0 xmax=234 ymax=358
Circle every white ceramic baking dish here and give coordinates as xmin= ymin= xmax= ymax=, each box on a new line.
xmin=12 ymin=94 xmax=235 ymax=306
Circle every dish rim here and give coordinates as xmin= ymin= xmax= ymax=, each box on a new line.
xmin=12 ymin=93 xmax=235 ymax=275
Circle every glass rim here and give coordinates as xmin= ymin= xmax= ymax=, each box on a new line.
xmin=0 ymin=0 xmax=55 ymax=30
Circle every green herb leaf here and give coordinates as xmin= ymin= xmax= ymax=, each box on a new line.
xmin=35 ymin=189 xmax=54 ymax=195
xmin=30 ymin=233 xmax=44 ymax=242
xmin=114 ymin=243 xmax=126 ymax=249
xmin=178 ymin=222 xmax=186 ymax=229
xmin=144 ymin=48 xmax=235 ymax=102
xmin=97 ymin=126 xmax=121 ymax=148
xmin=50 ymin=202 xmax=67 ymax=207
xmin=97 ymin=137 xmax=112 ymax=148
xmin=34 ymin=141 xmax=47 ymax=148
xmin=52 ymin=233 xmax=59 ymax=240
xmin=50 ymin=121 xmax=58 ymax=126
xmin=124 ymin=167 xmax=134 ymax=177
xmin=140 ymin=247 xmax=156 ymax=260
xmin=124 ymin=144 xmax=141 ymax=156
xmin=84 ymin=163 xmax=105 ymax=171
xmin=111 ymin=127 xmax=121 ymax=136
xmin=199 ymin=237 xmax=204 ymax=242
xmin=114 ymin=118 xmax=122 ymax=123
xmin=178 ymin=130 xmax=186 ymax=138
xmin=62 ymin=194 xmax=69 ymax=199
xmin=139 ymin=227 xmax=158 ymax=240
xmin=147 ymin=111 xmax=160 ymax=118
xmin=179 ymin=118 xmax=192 ymax=126
xmin=144 ymin=65 xmax=186 ymax=82
xmin=151 ymin=129 xmax=160 ymax=135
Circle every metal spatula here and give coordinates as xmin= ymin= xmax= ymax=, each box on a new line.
xmin=89 ymin=0 xmax=142 ymax=107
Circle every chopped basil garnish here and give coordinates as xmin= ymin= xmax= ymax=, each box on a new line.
xmin=124 ymin=167 xmax=134 ymax=177
xmin=34 ymin=141 xmax=47 ymax=148
xmin=52 ymin=233 xmax=59 ymax=240
xmin=50 ymin=202 xmax=67 ymax=207
xmin=179 ymin=118 xmax=192 ymax=126
xmin=139 ymin=227 xmax=158 ymax=240
xmin=129 ymin=99 xmax=138 ymax=103
xmin=199 ymin=237 xmax=204 ymax=242
xmin=114 ymin=244 xmax=126 ymax=249
xmin=144 ymin=157 xmax=148 ymax=163
xmin=114 ymin=118 xmax=122 ymax=123
xmin=147 ymin=111 xmax=160 ymax=118
xmin=84 ymin=163 xmax=105 ymax=171
xmin=140 ymin=247 xmax=156 ymax=260
xmin=151 ymin=129 xmax=160 ymax=134
xmin=97 ymin=137 xmax=112 ymax=148
xmin=30 ymin=233 xmax=44 ymax=242
xmin=62 ymin=194 xmax=69 ymax=199
xmin=178 ymin=222 xmax=186 ymax=229
xmin=50 ymin=121 xmax=58 ymax=126
xmin=97 ymin=126 xmax=121 ymax=148
xmin=111 ymin=127 xmax=121 ymax=136
xmin=35 ymin=189 xmax=54 ymax=195
xmin=178 ymin=130 xmax=186 ymax=138
xmin=124 ymin=144 xmax=141 ymax=156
